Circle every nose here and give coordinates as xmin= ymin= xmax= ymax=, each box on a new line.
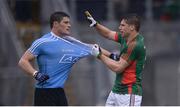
xmin=118 ymin=25 xmax=121 ymax=30
xmin=68 ymin=23 xmax=71 ymax=28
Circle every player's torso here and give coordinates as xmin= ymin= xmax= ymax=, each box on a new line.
xmin=37 ymin=39 xmax=86 ymax=67
xmin=36 ymin=34 xmax=89 ymax=88
xmin=113 ymin=35 xmax=146 ymax=95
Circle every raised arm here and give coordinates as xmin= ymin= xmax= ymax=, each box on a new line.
xmin=95 ymin=24 xmax=116 ymax=41
xmin=85 ymin=11 xmax=116 ymax=41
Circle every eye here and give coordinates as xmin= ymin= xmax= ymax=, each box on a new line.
xmin=64 ymin=21 xmax=70 ymax=24
xmin=121 ymin=24 xmax=125 ymax=27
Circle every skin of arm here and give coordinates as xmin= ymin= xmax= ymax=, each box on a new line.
xmin=100 ymin=47 xmax=111 ymax=57
xmin=18 ymin=50 xmax=37 ymax=76
xmin=95 ymin=23 xmax=116 ymax=41
xmin=98 ymin=53 xmax=129 ymax=73
xmin=94 ymin=22 xmax=129 ymax=73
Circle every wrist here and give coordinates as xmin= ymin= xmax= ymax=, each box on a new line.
xmin=93 ymin=23 xmax=97 ymax=27
xmin=94 ymin=21 xmax=99 ymax=27
xmin=33 ymin=71 xmax=38 ymax=77
xmin=97 ymin=52 xmax=102 ymax=59
xmin=97 ymin=47 xmax=102 ymax=59
xmin=109 ymin=53 xmax=120 ymax=61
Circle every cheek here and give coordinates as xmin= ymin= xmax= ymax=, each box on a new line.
xmin=58 ymin=26 xmax=65 ymax=31
xmin=123 ymin=28 xmax=128 ymax=33
xmin=125 ymin=27 xmax=130 ymax=32
xmin=122 ymin=26 xmax=127 ymax=31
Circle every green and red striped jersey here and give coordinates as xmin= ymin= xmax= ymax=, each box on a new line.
xmin=112 ymin=32 xmax=146 ymax=95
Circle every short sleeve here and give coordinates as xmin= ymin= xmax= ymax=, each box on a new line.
xmin=115 ymin=32 xmax=125 ymax=44
xmin=28 ymin=39 xmax=43 ymax=57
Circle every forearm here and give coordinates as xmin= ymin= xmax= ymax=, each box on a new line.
xmin=18 ymin=59 xmax=36 ymax=76
xmin=100 ymin=47 xmax=111 ymax=57
xmin=99 ymin=54 xmax=128 ymax=73
xmin=95 ymin=23 xmax=116 ymax=40
xmin=99 ymin=54 xmax=120 ymax=73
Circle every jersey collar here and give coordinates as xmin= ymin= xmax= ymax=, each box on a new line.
xmin=51 ymin=32 xmax=70 ymax=39
xmin=50 ymin=32 xmax=61 ymax=39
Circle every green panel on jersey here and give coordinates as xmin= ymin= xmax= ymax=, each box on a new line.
xmin=112 ymin=33 xmax=146 ymax=95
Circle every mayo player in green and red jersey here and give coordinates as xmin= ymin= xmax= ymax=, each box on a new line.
xmin=85 ymin=12 xmax=146 ymax=106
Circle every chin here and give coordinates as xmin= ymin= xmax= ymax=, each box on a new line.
xmin=66 ymin=32 xmax=71 ymax=35
xmin=121 ymin=34 xmax=125 ymax=37
xmin=63 ymin=32 xmax=70 ymax=35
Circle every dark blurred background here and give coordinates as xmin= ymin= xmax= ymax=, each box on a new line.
xmin=0 ymin=0 xmax=180 ymax=106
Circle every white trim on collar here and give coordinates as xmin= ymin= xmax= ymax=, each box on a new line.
xmin=50 ymin=32 xmax=61 ymax=39
xmin=50 ymin=32 xmax=70 ymax=39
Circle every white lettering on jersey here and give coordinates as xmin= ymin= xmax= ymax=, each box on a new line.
xmin=59 ymin=52 xmax=89 ymax=63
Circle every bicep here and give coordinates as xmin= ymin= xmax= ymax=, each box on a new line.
xmin=22 ymin=50 xmax=36 ymax=61
xmin=107 ymin=31 xmax=117 ymax=41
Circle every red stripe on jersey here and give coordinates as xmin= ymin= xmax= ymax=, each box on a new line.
xmin=128 ymin=84 xmax=132 ymax=94
xmin=121 ymin=42 xmax=136 ymax=64
xmin=121 ymin=61 xmax=137 ymax=85
xmin=114 ymin=32 xmax=119 ymax=41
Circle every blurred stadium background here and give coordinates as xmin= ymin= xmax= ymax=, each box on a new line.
xmin=0 ymin=0 xmax=180 ymax=106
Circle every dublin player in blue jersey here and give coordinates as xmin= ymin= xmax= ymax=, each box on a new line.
xmin=18 ymin=11 xmax=100 ymax=106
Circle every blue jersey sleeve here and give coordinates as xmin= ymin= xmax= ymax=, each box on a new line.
xmin=28 ymin=39 xmax=44 ymax=57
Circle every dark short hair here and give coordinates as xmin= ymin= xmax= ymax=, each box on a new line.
xmin=122 ymin=14 xmax=141 ymax=32
xmin=50 ymin=11 xmax=70 ymax=29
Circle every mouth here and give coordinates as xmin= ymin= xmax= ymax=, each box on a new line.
xmin=66 ymin=28 xmax=70 ymax=32
xmin=66 ymin=29 xmax=71 ymax=34
xmin=120 ymin=31 xmax=124 ymax=35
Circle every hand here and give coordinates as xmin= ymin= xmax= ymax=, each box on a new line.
xmin=109 ymin=53 xmax=120 ymax=61
xmin=33 ymin=71 xmax=49 ymax=83
xmin=84 ymin=11 xmax=97 ymax=27
xmin=91 ymin=44 xmax=101 ymax=57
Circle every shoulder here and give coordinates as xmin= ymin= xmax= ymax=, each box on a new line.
xmin=115 ymin=32 xmax=125 ymax=43
xmin=31 ymin=35 xmax=53 ymax=48
xmin=130 ymin=35 xmax=145 ymax=53
xmin=35 ymin=33 xmax=53 ymax=42
xmin=33 ymin=38 xmax=50 ymax=45
xmin=136 ymin=35 xmax=145 ymax=48
xmin=41 ymin=32 xmax=52 ymax=38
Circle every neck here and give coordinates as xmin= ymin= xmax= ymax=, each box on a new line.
xmin=51 ymin=29 xmax=64 ymax=37
xmin=127 ymin=31 xmax=138 ymax=45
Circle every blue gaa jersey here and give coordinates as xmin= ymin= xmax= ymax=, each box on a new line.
xmin=28 ymin=32 xmax=92 ymax=88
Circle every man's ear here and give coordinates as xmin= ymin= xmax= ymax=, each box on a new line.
xmin=130 ymin=25 xmax=135 ymax=31
xmin=53 ymin=21 xmax=59 ymax=27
